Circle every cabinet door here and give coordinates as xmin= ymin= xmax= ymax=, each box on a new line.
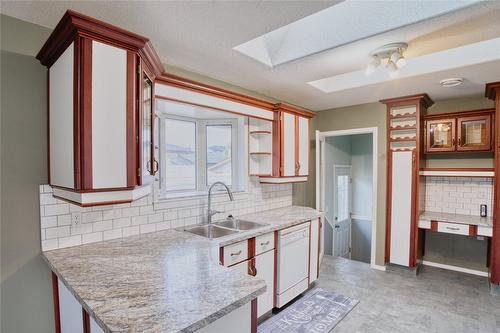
xmin=457 ymin=115 xmax=491 ymax=151
xmin=139 ymin=71 xmax=156 ymax=185
xmin=389 ymin=151 xmax=413 ymax=267
xmin=281 ymin=112 xmax=296 ymax=176
xmin=309 ymin=218 xmax=320 ymax=283
xmin=297 ymin=116 xmax=309 ymax=176
xmin=255 ymin=251 xmax=274 ymax=317
xmin=426 ymin=119 xmax=456 ymax=152
xmin=58 ymin=279 xmax=84 ymax=333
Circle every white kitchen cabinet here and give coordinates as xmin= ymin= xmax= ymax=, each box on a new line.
xmin=37 ymin=10 xmax=163 ymax=206
xmin=389 ymin=151 xmax=413 ymax=267
xmin=282 ymin=112 xmax=296 ymax=177
xmin=255 ymin=250 xmax=275 ymax=317
xmin=197 ymin=302 xmax=251 ymax=333
xmin=298 ymin=116 xmax=309 ymax=176
xmin=309 ymin=218 xmax=320 ymax=283
xmin=90 ymin=316 xmax=105 ymax=333
xmin=58 ymin=279 xmax=83 ymax=333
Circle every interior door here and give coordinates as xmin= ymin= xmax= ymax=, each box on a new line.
xmin=333 ymin=165 xmax=352 ymax=258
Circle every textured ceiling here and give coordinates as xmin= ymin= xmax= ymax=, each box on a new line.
xmin=2 ymin=1 xmax=500 ymax=110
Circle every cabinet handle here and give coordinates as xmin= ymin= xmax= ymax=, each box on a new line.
xmin=445 ymin=227 xmax=460 ymax=231
xmin=458 ymin=137 xmax=461 ymax=146
xmin=260 ymin=241 xmax=270 ymax=246
xmin=230 ymin=250 xmax=242 ymax=257
xmin=152 ymin=159 xmax=159 ymax=174
xmin=248 ymin=263 xmax=257 ymax=276
xmin=452 ymin=137 xmax=455 ymax=146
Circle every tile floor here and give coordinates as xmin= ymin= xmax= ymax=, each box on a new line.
xmin=314 ymin=256 xmax=500 ymax=332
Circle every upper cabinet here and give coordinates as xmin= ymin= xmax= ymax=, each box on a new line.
xmin=37 ymin=10 xmax=163 ymax=206
xmin=423 ymin=109 xmax=494 ymax=154
xmin=259 ymin=103 xmax=314 ymax=184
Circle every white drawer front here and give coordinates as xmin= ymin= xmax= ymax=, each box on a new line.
xmin=223 ymin=240 xmax=248 ymax=267
xmin=478 ymin=225 xmax=493 ymax=237
xmin=255 ymin=232 xmax=274 ymax=255
xmin=437 ymin=222 xmax=469 ymax=236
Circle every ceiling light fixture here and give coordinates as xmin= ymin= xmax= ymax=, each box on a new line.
xmin=440 ymin=77 xmax=464 ymax=87
xmin=367 ymin=42 xmax=408 ymax=75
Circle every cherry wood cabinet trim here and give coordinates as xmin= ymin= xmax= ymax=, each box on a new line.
xmin=422 ymin=108 xmax=494 ymax=120
xmin=51 ymin=272 xmax=61 ymax=333
xmin=251 ymin=298 xmax=257 ymax=333
xmin=489 ymin=83 xmax=500 ymax=284
xmin=126 ymin=52 xmax=138 ymax=187
xmin=380 ymin=93 xmax=434 ymax=109
xmin=82 ymin=309 xmax=91 ymax=333
xmin=36 ymin=10 xmax=164 ymax=76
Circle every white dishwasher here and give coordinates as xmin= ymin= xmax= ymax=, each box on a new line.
xmin=276 ymin=222 xmax=310 ymax=308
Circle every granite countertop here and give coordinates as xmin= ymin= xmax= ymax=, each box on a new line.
xmin=419 ymin=211 xmax=493 ymax=227
xmin=43 ymin=205 xmax=321 ymax=333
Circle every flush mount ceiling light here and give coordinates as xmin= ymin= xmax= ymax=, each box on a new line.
xmin=440 ymin=77 xmax=464 ymax=87
xmin=366 ymin=42 xmax=408 ymax=74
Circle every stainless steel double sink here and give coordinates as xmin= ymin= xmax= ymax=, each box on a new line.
xmin=185 ymin=219 xmax=267 ymax=239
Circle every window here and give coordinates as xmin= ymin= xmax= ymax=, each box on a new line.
xmin=163 ymin=118 xmax=197 ymax=191
xmin=157 ymin=108 xmax=244 ymax=198
xmin=206 ymin=125 xmax=232 ymax=186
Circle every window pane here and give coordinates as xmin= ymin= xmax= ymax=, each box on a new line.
xmin=206 ymin=125 xmax=232 ymax=186
xmin=165 ymin=119 xmax=196 ymax=191
xmin=337 ymin=175 xmax=349 ymax=221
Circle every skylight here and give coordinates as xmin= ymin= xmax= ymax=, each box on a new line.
xmin=233 ymin=0 xmax=481 ymax=67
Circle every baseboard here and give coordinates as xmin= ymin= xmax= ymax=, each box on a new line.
xmin=421 ymin=260 xmax=489 ymax=277
xmin=371 ymin=264 xmax=386 ymax=271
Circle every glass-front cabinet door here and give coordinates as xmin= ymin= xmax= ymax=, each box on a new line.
xmin=426 ymin=119 xmax=456 ymax=152
xmin=139 ymin=72 xmax=156 ymax=185
xmin=457 ymin=115 xmax=491 ymax=151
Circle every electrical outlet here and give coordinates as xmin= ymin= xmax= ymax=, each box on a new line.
xmin=71 ymin=213 xmax=82 ymax=226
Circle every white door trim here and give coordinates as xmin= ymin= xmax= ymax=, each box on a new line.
xmin=315 ymin=127 xmax=378 ymax=269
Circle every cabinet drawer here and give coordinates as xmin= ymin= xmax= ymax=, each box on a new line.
xmin=255 ymin=233 xmax=274 ymax=255
xmin=478 ymin=225 xmax=493 ymax=237
xmin=437 ymin=222 xmax=469 ymax=235
xmin=223 ymin=240 xmax=248 ymax=267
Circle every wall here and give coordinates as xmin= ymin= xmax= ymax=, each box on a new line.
xmin=293 ymin=102 xmax=387 ymax=265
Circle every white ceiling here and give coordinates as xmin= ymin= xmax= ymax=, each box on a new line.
xmin=2 ymin=1 xmax=500 ymax=111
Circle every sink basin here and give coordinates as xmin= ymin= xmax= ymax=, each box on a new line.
xmin=185 ymin=225 xmax=239 ymax=239
xmin=213 ymin=219 xmax=267 ymax=231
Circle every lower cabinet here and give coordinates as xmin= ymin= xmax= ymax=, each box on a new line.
xmin=225 ymin=233 xmax=276 ymax=318
xmin=254 ymin=250 xmax=274 ymax=317
xmin=197 ymin=301 xmax=252 ymax=333
xmin=55 ymin=273 xmax=104 ymax=333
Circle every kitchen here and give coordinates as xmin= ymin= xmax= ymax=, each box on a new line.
xmin=2 ymin=2 xmax=500 ymax=333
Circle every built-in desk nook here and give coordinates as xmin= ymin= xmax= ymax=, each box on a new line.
xmin=382 ymin=88 xmax=500 ymax=293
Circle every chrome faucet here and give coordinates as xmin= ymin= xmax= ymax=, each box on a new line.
xmin=207 ymin=181 xmax=234 ymax=224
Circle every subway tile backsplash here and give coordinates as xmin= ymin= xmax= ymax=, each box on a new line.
xmin=424 ymin=177 xmax=493 ymax=216
xmin=39 ymin=178 xmax=292 ymax=251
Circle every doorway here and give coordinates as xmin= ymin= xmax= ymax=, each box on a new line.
xmin=315 ymin=128 xmax=378 ymax=268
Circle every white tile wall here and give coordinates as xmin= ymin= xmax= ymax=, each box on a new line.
xmin=39 ymin=178 xmax=292 ymax=250
xmin=424 ymin=177 xmax=493 ymax=216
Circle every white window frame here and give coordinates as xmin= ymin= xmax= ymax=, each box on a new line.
xmin=157 ymin=114 xmax=239 ymax=198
